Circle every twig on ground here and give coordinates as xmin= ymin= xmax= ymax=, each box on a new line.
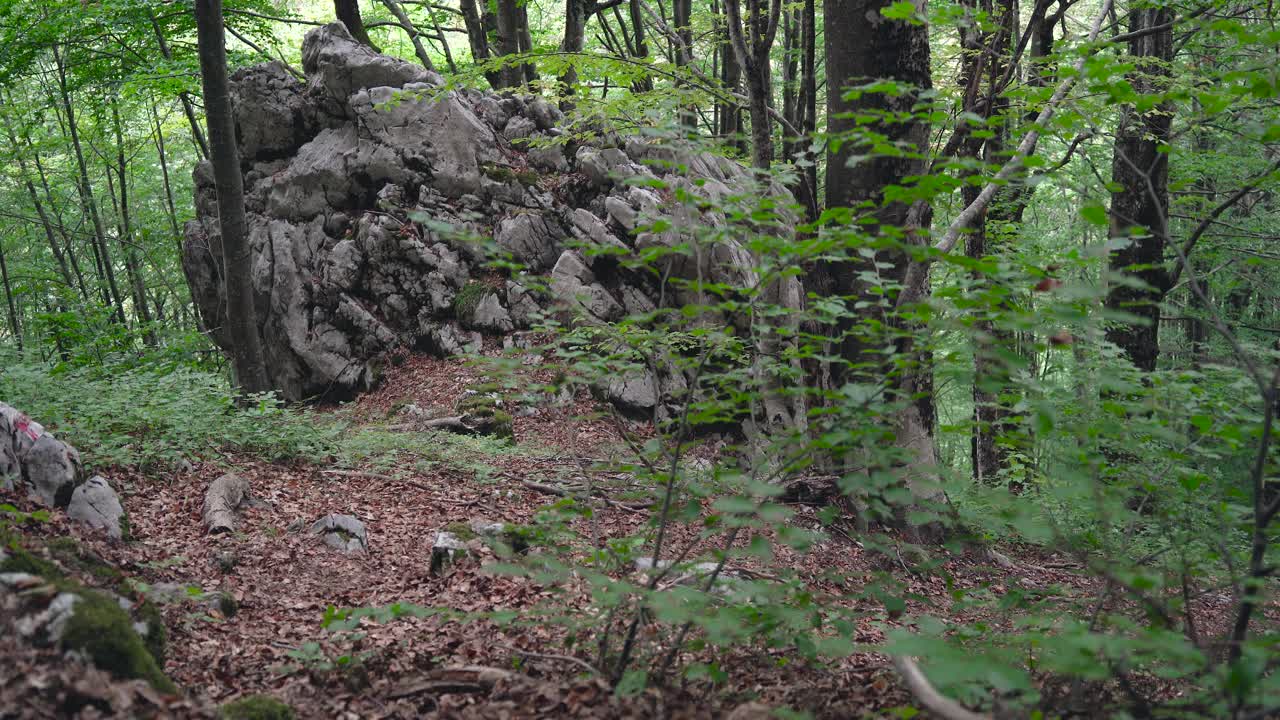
xmin=497 ymin=644 xmax=602 ymax=676
xmin=893 ymin=655 xmax=992 ymax=720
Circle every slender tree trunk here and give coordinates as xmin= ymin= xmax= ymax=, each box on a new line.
xmin=0 ymin=240 xmax=21 ymax=351
xmin=716 ymin=0 xmax=745 ymax=151
xmin=194 ymin=0 xmax=271 ymax=395
xmin=724 ymin=0 xmax=782 ymax=169
xmin=797 ymin=0 xmax=817 ymax=217
xmin=111 ymin=102 xmax=157 ymax=344
xmin=560 ymin=0 xmax=595 ymax=108
xmin=627 ymin=0 xmax=653 ymax=91
xmin=380 ymin=0 xmax=437 ymax=70
xmin=149 ymin=12 xmax=210 ymax=160
xmin=335 ymin=0 xmax=380 ymax=49
xmin=0 ymin=102 xmax=77 ymax=294
xmin=495 ymin=0 xmax=524 ymax=87
xmin=1104 ymin=5 xmax=1175 ymax=372
xmin=955 ymin=0 xmax=1020 ymax=486
xmin=673 ymin=0 xmax=696 ymax=130
xmin=52 ymin=44 xmax=127 ymax=325
xmin=151 ymin=102 xmax=184 ymax=254
xmin=517 ymin=2 xmax=536 ymax=83
xmin=459 ymin=0 xmax=503 ymax=88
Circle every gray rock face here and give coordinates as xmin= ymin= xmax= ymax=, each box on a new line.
xmin=66 ymin=476 xmax=126 ymax=540
xmin=183 ymin=23 xmax=790 ymax=402
xmin=0 ymin=403 xmax=83 ymax=507
xmin=310 ymin=513 xmax=368 ymax=553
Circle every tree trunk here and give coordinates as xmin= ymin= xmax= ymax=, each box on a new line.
xmin=0 ymin=100 xmax=77 ymax=294
xmin=724 ymin=0 xmax=781 ymax=169
xmin=0 ymin=239 xmax=21 ymax=351
xmin=495 ymin=0 xmax=524 ymax=87
xmin=52 ymin=44 xmax=127 ymax=326
xmin=111 ymin=102 xmax=157 ymax=345
xmin=627 ymin=0 xmax=653 ymax=91
xmin=151 ymin=102 xmax=184 ymax=255
xmin=380 ymin=0 xmax=437 ymax=70
xmin=194 ymin=0 xmax=272 ymax=395
xmin=517 ymin=2 xmax=536 ymax=84
xmin=148 ymin=11 xmax=210 ymax=160
xmin=716 ymin=0 xmax=745 ymax=152
xmin=459 ymin=0 xmax=502 ymax=88
xmin=820 ymin=0 xmax=941 ymax=528
xmin=673 ymin=0 xmax=696 ymax=130
xmin=335 ymin=0 xmax=380 ymax=49
xmin=560 ymin=0 xmax=588 ymax=107
xmin=954 ymin=0 xmax=1019 ymax=486
xmin=1103 ymin=5 xmax=1175 ymax=372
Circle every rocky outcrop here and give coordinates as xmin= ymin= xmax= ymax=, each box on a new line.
xmin=0 ymin=402 xmax=84 ymax=507
xmin=184 ymin=23 xmax=790 ymax=402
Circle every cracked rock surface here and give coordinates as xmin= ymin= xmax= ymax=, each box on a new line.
xmin=66 ymin=476 xmax=127 ymax=540
xmin=184 ymin=22 xmax=791 ymax=403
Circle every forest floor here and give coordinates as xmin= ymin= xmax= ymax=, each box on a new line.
xmin=0 ymin=353 xmax=1260 ymax=719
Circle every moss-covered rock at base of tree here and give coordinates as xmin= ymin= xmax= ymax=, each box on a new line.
xmin=59 ymin=588 xmax=176 ymax=693
xmin=218 ymin=695 xmax=296 ymax=720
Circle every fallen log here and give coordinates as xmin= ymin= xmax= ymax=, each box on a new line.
xmin=202 ymin=473 xmax=250 ymax=534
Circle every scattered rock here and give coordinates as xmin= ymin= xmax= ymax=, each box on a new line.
xmin=0 ymin=402 xmax=84 ymax=507
xmin=430 ymin=530 xmax=469 ymax=575
xmin=66 ymin=476 xmax=127 ymax=540
xmin=310 ymin=513 xmax=368 ymax=553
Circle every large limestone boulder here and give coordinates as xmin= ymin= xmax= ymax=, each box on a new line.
xmin=0 ymin=403 xmax=83 ymax=507
xmin=183 ymin=23 xmax=793 ymax=402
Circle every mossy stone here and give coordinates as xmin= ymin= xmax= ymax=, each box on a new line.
xmin=60 ymin=589 xmax=175 ymax=693
xmin=0 ymin=546 xmax=61 ymax=578
xmin=134 ymin=600 xmax=167 ymax=665
xmin=218 ymin=695 xmax=296 ymax=720
xmin=46 ymin=537 xmax=124 ymax=584
xmin=442 ymin=521 xmax=478 ymax=541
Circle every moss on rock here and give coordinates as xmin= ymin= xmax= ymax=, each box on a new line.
xmin=0 ymin=546 xmax=61 ymax=578
xmin=442 ymin=521 xmax=478 ymax=541
xmin=134 ymin=600 xmax=167 ymax=666
xmin=452 ymin=282 xmax=491 ymax=322
xmin=60 ymin=589 xmax=175 ymax=693
xmin=218 ymin=695 xmax=296 ymax=720
xmin=46 ymin=537 xmax=124 ymax=584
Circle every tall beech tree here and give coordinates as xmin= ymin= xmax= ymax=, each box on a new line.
xmin=193 ymin=0 xmax=270 ymax=395
xmin=819 ymin=0 xmax=939 ymax=512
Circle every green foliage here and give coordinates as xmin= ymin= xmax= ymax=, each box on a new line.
xmin=0 ymin=358 xmax=341 ymax=469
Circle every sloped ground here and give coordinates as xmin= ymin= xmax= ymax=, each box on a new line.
xmin=0 ymin=355 xmax=1264 ymax=718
